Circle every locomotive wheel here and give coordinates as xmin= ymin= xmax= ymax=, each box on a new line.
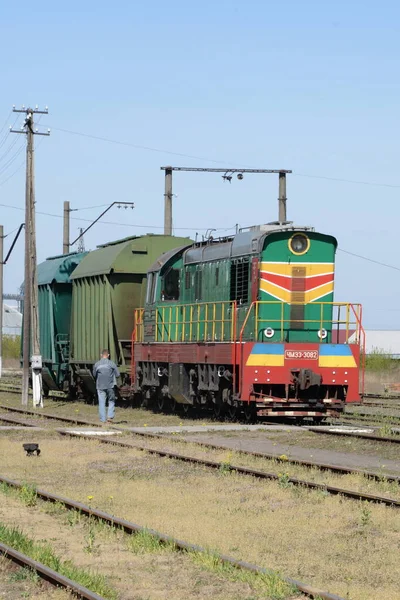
xmin=225 ymin=402 xmax=239 ymax=422
xmin=243 ymin=403 xmax=257 ymax=423
xmin=213 ymin=402 xmax=225 ymax=420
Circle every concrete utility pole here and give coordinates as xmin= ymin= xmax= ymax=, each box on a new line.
xmin=63 ymin=201 xmax=70 ymax=254
xmin=0 ymin=226 xmax=3 ymax=379
xmin=163 ymin=167 xmax=173 ymax=236
xmin=11 ymin=105 xmax=50 ymax=407
xmin=278 ymin=171 xmax=287 ymax=223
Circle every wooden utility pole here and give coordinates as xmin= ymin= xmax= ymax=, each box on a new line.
xmin=11 ymin=106 xmax=50 ymax=406
xmin=63 ymin=201 xmax=70 ymax=254
xmin=0 ymin=225 xmax=3 ymax=379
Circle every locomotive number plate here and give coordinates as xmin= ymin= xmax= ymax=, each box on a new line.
xmin=285 ymin=350 xmax=319 ymax=360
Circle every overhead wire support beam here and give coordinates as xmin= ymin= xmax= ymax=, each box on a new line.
xmin=69 ymin=201 xmax=134 ymax=247
xmin=160 ymin=167 xmax=292 ymax=174
xmin=160 ymin=166 xmax=292 ymax=233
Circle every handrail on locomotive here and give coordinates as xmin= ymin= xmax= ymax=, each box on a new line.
xmin=133 ymin=301 xmax=364 ymax=345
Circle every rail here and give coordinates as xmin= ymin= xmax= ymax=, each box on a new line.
xmin=0 ymin=543 xmax=105 ymax=600
xmin=0 ymin=475 xmax=347 ymax=600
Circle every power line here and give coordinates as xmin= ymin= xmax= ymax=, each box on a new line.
xmin=0 ymin=143 xmax=25 ymax=177
xmin=337 ymin=248 xmax=400 ymax=271
xmin=0 ymin=110 xmax=12 ymax=137
xmin=295 ymin=173 xmax=400 ymax=189
xmin=47 ymin=126 xmax=236 ymax=165
xmin=0 ymin=115 xmax=19 ymax=151
xmin=0 ymin=136 xmax=45 ymax=187
xmin=0 ymin=201 xmax=239 ymax=233
xmin=0 ymin=135 xmax=20 ymax=164
xmin=49 ymin=125 xmax=400 ymax=190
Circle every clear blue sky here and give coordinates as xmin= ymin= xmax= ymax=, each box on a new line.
xmin=0 ymin=0 xmax=399 ymax=328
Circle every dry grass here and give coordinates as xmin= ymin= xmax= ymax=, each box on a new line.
xmin=0 ymin=391 xmax=216 ymax=427
xmin=0 ymin=555 xmax=73 ymax=599
xmin=0 ymin=432 xmax=399 ymax=599
xmin=112 ymin=432 xmax=400 ymax=500
xmin=0 ymin=483 xmax=302 ymax=600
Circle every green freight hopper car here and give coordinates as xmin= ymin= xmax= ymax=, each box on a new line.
xmin=37 ymin=251 xmax=88 ymax=396
xmin=69 ymin=234 xmax=191 ymax=397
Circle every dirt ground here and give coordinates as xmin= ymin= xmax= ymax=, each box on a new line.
xmin=0 ymin=391 xmax=216 ymax=428
xmin=0 ymin=555 xmax=72 ymax=599
xmin=0 ymin=488 xmax=303 ymax=600
xmin=0 ymin=432 xmax=399 ymax=600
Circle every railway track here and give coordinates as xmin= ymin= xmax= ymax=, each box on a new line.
xmin=1 ymin=402 xmax=399 ymax=486
xmin=0 ymin=542 xmax=105 ymax=600
xmin=60 ymin=430 xmax=400 ymax=507
xmin=126 ymin=429 xmax=400 ymax=483
xmin=0 ymin=474 xmax=345 ymax=600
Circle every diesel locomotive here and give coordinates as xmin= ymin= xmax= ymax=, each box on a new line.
xmin=132 ymin=222 xmax=364 ymax=421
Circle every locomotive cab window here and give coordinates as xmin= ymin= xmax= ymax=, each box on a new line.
xmin=146 ymin=272 xmax=157 ymax=304
xmin=162 ymin=268 xmax=180 ymax=301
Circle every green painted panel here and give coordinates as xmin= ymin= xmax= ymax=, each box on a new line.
xmin=34 ymin=252 xmax=87 ymax=388
xmin=70 ymin=235 xmax=193 ymax=371
xmin=38 ymin=252 xmax=88 ymax=285
xmin=257 ymin=231 xmax=337 ymax=343
xmin=72 ymin=235 xmax=192 ymax=279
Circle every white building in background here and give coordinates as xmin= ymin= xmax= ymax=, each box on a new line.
xmin=348 ymin=330 xmax=400 ymax=359
xmin=3 ymin=304 xmax=22 ymax=337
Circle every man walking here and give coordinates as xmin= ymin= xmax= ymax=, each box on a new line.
xmin=93 ymin=349 xmax=120 ymax=424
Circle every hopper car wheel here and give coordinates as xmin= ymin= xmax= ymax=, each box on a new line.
xmin=170 ymin=399 xmax=177 ymax=413
xmin=243 ymin=403 xmax=257 ymax=424
xmin=156 ymin=394 xmax=168 ymax=413
xmin=68 ymin=386 xmax=78 ymax=400
xmin=42 ymin=383 xmax=50 ymax=399
xmin=182 ymin=403 xmax=192 ymax=417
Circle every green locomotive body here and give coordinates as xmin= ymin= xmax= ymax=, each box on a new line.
xmin=133 ymin=222 xmax=363 ymax=419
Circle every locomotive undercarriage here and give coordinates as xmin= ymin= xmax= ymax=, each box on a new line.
xmin=134 ymin=361 xmax=344 ymax=422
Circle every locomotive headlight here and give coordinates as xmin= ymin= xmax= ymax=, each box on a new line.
xmin=318 ymin=328 xmax=328 ymax=340
xmin=264 ymin=327 xmax=275 ymax=339
xmin=289 ymin=233 xmax=310 ymax=255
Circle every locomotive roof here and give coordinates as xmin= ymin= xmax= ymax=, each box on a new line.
xmin=37 ymin=252 xmax=88 ymax=285
xmin=148 ymin=222 xmax=324 ymax=273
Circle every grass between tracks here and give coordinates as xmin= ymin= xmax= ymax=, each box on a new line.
xmin=0 ymin=481 xmax=302 ymax=600
xmin=113 ymin=433 xmax=400 ymax=499
xmin=0 ymin=520 xmax=117 ymax=599
xmin=0 ymin=556 xmax=73 ymax=600
xmin=0 ymin=432 xmax=399 ymax=600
